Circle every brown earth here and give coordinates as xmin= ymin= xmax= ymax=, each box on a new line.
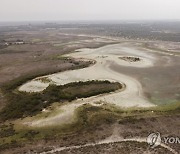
xmin=0 ymin=26 xmax=179 ymax=154
xmin=1 ymin=114 xmax=179 ymax=154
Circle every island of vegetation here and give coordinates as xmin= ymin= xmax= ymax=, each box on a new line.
xmin=0 ymin=80 xmax=122 ymax=120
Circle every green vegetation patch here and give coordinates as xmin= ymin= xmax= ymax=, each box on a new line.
xmin=35 ymin=77 xmax=52 ymax=83
xmin=75 ymin=104 xmax=122 ymax=128
xmin=119 ymin=56 xmax=141 ymax=62
xmin=0 ymin=124 xmax=16 ymax=138
xmin=0 ymin=102 xmax=179 ymax=151
xmin=0 ymin=80 xmax=122 ymax=121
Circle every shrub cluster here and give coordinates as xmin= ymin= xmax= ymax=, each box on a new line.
xmin=0 ymin=80 xmax=122 ymax=120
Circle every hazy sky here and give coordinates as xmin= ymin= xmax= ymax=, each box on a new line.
xmin=0 ymin=0 xmax=180 ymax=21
